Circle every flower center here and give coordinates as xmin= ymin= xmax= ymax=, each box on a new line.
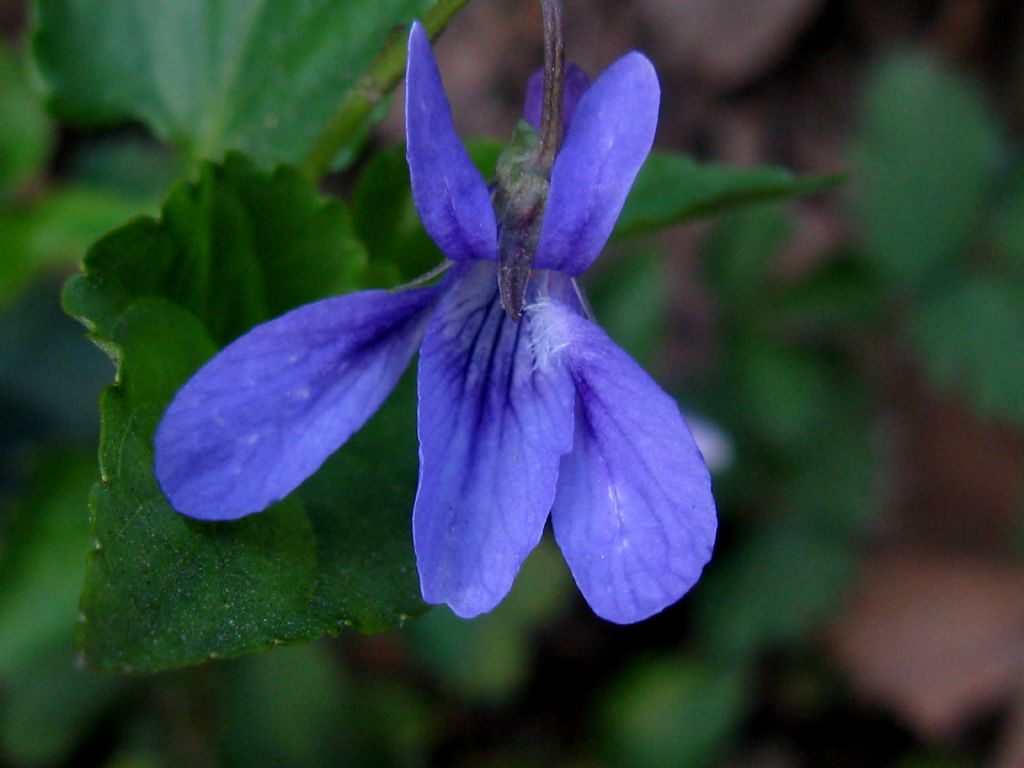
xmin=526 ymin=298 xmax=572 ymax=371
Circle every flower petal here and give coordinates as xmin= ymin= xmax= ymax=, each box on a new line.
xmin=413 ymin=262 xmax=575 ymax=617
xmin=155 ymin=286 xmax=442 ymax=521
xmin=533 ymin=52 xmax=659 ymax=275
xmin=406 ymin=21 xmax=497 ymax=262
xmin=523 ymin=64 xmax=591 ymax=135
xmin=539 ymin=303 xmax=716 ymax=623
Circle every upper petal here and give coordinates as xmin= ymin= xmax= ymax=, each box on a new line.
xmin=523 ymin=64 xmax=591 ymax=135
xmin=540 ymin=303 xmax=716 ymax=623
xmin=155 ymin=285 xmax=442 ymax=521
xmin=533 ymin=52 xmax=660 ymax=275
xmin=413 ymin=262 xmax=575 ymax=617
xmin=406 ymin=21 xmax=497 ymax=262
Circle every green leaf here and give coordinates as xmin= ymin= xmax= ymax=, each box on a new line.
xmin=851 ymin=52 xmax=1003 ymax=287
xmin=992 ymin=169 xmax=1024 ymax=278
xmin=785 ymin=424 xmax=876 ymax=539
xmin=911 ymin=276 xmax=1024 ymax=424
xmin=407 ymin=539 xmax=572 ymax=702
xmin=220 ymin=643 xmax=435 ymax=767
xmin=352 ymin=140 xmax=504 ymax=285
xmin=352 ymin=147 xmax=443 ymax=286
xmin=615 ymin=152 xmax=842 ymax=239
xmin=586 ymin=249 xmax=669 ymax=370
xmin=294 ymin=372 xmax=426 ymax=635
xmin=218 ymin=643 xmax=353 ymax=766
xmin=0 ymin=644 xmax=125 ymax=765
xmin=34 ymin=0 xmax=435 ymax=168
xmin=346 ymin=680 xmax=434 ymax=767
xmin=695 ymin=523 xmax=854 ymax=660
xmin=597 ymin=657 xmax=747 ymax=768
xmin=65 ymin=152 xmax=366 ymax=346
xmin=0 ymin=452 xmax=96 ymax=675
xmin=63 ymin=154 xmax=423 ymax=670
xmin=774 ymin=254 xmax=883 ymax=333
xmin=726 ymin=337 xmax=838 ymax=453
xmin=0 ymin=453 xmax=129 ymax=764
xmin=0 ymin=42 xmax=52 ymax=200
xmin=68 ymin=136 xmax=183 ymax=197
xmin=0 ymin=187 xmax=152 ymax=306
xmin=82 ymin=360 xmax=320 ymax=672
xmin=0 ymin=280 xmax=112 ymax=442
xmin=703 ymin=203 xmax=790 ymax=311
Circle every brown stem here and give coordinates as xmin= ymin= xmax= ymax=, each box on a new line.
xmin=536 ymin=0 xmax=565 ymax=172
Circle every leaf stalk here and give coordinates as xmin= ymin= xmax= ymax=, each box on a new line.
xmin=300 ymin=0 xmax=471 ymax=179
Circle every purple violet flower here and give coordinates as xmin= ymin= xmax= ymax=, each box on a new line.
xmin=154 ymin=22 xmax=716 ymax=624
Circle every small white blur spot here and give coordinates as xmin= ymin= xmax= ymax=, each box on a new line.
xmin=685 ymin=412 xmax=735 ymax=474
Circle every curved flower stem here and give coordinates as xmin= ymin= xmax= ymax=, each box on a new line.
xmin=300 ymin=0 xmax=472 ymax=180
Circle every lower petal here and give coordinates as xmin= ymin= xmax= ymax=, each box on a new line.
xmin=155 ymin=285 xmax=442 ymax=521
xmin=413 ymin=262 xmax=575 ymax=618
xmin=543 ymin=303 xmax=717 ymax=624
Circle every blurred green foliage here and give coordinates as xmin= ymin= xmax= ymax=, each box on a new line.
xmin=852 ymin=52 xmax=1024 ymax=426
xmin=0 ymin=44 xmax=51 ymax=202
xmin=34 ymin=0 xmax=436 ymax=169
xmin=597 ymin=657 xmax=747 ymax=768
xmin=352 ymin=141 xmax=504 ymax=285
xmin=406 ymin=539 xmax=572 ymax=702
xmin=853 ymin=53 xmax=1003 ymax=288
xmin=615 ymin=152 xmax=843 ymax=239
xmin=0 ymin=0 xmax=1021 ymax=762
